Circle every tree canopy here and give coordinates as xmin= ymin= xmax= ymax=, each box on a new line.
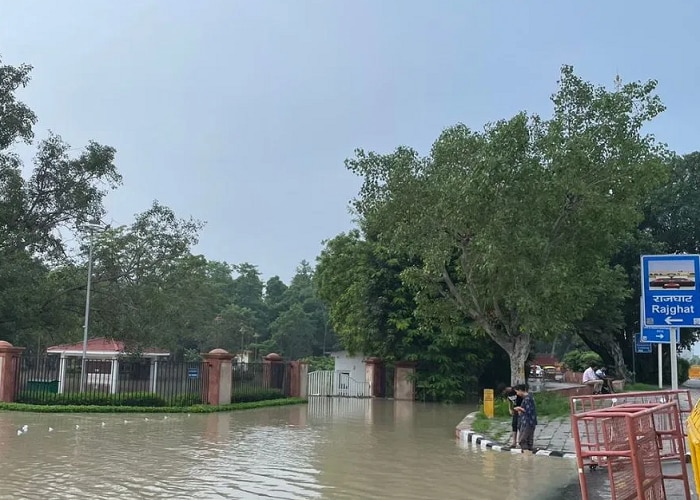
xmin=344 ymin=66 xmax=669 ymax=383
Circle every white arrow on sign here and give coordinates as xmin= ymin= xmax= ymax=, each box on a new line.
xmin=665 ymin=317 xmax=683 ymax=325
xmin=656 ymin=333 xmax=665 ymax=339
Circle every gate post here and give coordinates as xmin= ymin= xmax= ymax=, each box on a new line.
xmin=286 ymin=361 xmax=309 ymax=398
xmin=394 ymin=361 xmax=417 ymax=401
xmin=202 ymin=348 xmax=234 ymax=405
xmin=298 ymin=361 xmax=309 ymax=398
xmin=263 ymin=353 xmax=284 ymax=390
xmin=364 ymin=357 xmax=383 ymax=397
xmin=0 ymin=341 xmax=24 ymax=403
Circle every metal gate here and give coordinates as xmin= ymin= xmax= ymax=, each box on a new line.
xmin=307 ymin=370 xmax=371 ymax=398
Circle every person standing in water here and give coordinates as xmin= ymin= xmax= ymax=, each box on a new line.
xmin=502 ymin=386 xmax=522 ymax=448
xmin=513 ymin=383 xmax=538 ymax=452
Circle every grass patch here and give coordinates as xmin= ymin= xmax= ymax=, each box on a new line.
xmin=625 ymin=383 xmax=661 ymax=392
xmin=0 ymin=397 xmax=307 ymax=414
xmin=532 ymin=391 xmax=570 ymax=417
xmin=471 ymin=412 xmax=493 ymax=434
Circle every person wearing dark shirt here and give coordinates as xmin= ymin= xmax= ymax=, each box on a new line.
xmin=503 ymin=386 xmax=523 ymax=448
xmin=513 ymin=383 xmax=537 ymax=452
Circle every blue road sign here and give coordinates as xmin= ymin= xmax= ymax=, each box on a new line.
xmin=187 ymin=367 xmax=199 ymax=379
xmin=635 ymin=333 xmax=653 ymax=353
xmin=641 ymin=254 xmax=700 ymax=328
xmin=640 ymin=327 xmax=681 ymax=344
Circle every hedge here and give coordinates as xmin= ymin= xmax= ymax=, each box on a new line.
xmin=15 ymin=389 xmax=287 ymax=407
xmin=0 ymin=397 xmax=307 ymax=413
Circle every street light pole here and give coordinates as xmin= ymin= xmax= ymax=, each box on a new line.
xmin=80 ymin=223 xmax=102 ymax=393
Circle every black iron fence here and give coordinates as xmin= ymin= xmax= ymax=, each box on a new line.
xmin=231 ymin=361 xmax=290 ymax=402
xmin=14 ymin=355 xmax=209 ymax=406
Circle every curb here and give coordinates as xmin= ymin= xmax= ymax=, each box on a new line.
xmin=456 ymin=411 xmax=576 ymax=459
xmin=456 ymin=411 xmax=693 ymax=463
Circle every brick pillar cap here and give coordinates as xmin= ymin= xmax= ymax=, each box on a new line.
xmin=203 ymin=348 xmax=234 ymax=360
xmin=365 ymin=356 xmax=382 ymax=363
xmin=265 ymin=353 xmax=283 ymax=361
xmin=0 ymin=341 xmax=12 ymax=348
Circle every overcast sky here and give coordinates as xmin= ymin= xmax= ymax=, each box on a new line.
xmin=1 ymin=1 xmax=698 ymax=282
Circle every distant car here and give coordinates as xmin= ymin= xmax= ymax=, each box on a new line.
xmin=543 ymin=365 xmax=563 ymax=381
xmin=529 ymin=365 xmax=543 ymax=378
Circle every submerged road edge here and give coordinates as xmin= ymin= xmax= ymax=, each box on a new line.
xmin=455 ymin=411 xmax=576 ymax=459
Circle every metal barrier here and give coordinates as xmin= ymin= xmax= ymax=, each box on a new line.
xmin=570 ymin=389 xmax=693 ymax=437
xmin=572 ymin=402 xmax=691 ymax=500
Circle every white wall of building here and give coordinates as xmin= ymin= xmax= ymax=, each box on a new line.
xmin=330 ymin=350 xmax=366 ymax=384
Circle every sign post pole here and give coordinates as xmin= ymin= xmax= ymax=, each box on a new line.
xmin=670 ymin=327 xmax=679 ymax=390
xmin=632 ymin=337 xmax=636 ymax=385
xmin=658 ymin=344 xmax=663 ymax=388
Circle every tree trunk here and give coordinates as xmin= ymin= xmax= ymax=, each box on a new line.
xmin=508 ymin=333 xmax=531 ymax=385
xmin=605 ymin=338 xmax=631 ymax=382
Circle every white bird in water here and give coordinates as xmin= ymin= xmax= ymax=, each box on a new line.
xmin=16 ymin=429 xmax=23 ymax=436
xmin=75 ymin=425 xmax=80 ymax=430
xmin=163 ymin=416 xmax=168 ymax=420
xmin=48 ymin=427 xmax=54 ymax=432
xmin=187 ymin=414 xmax=191 ymax=418
xmin=144 ymin=417 xmax=149 ymax=422
xmin=21 ymin=425 xmax=28 ymax=432
xmin=101 ymin=422 xmax=106 ymax=427
xmin=123 ymin=420 xmax=129 ymax=424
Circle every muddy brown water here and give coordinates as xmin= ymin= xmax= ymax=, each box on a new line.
xmin=0 ymin=398 xmax=578 ymax=499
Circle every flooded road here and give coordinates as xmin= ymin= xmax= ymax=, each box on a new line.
xmin=0 ymin=399 xmax=578 ymax=499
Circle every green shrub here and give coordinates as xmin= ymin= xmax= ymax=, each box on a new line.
xmin=562 ymin=349 xmax=604 ymax=372
xmin=0 ymin=397 xmax=308 ymax=413
xmin=302 ymin=355 xmax=334 ymax=372
xmin=16 ymin=391 xmax=167 ymax=407
xmin=233 ymin=389 xmax=284 ymax=403
xmin=17 ymin=388 xmax=290 ymax=407
xmin=169 ymin=393 xmax=204 ymax=407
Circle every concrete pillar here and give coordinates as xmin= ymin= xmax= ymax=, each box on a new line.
xmin=288 ymin=361 xmax=310 ymax=398
xmin=263 ymin=353 xmax=284 ymax=390
xmin=202 ymin=348 xmax=234 ymax=405
xmin=0 ymin=341 xmax=25 ymax=403
xmin=149 ymin=358 xmax=158 ymax=393
xmin=298 ymin=362 xmax=309 ymax=398
xmin=364 ymin=357 xmax=383 ymax=397
xmin=394 ymin=361 xmax=417 ymax=401
xmin=58 ymin=354 xmax=67 ymax=394
xmin=110 ymin=359 xmax=119 ymax=394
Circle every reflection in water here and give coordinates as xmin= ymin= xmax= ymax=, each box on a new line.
xmin=0 ymin=400 xmax=578 ymax=499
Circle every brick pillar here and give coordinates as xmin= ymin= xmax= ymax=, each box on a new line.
xmin=287 ymin=361 xmax=310 ymax=398
xmin=394 ymin=361 xmax=417 ymax=401
xmin=202 ymin=348 xmax=234 ymax=405
xmin=263 ymin=353 xmax=284 ymax=390
xmin=0 ymin=341 xmax=24 ymax=403
xmin=364 ymin=357 xmax=383 ymax=397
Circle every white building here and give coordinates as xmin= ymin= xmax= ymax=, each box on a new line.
xmin=306 ymin=350 xmax=371 ymax=397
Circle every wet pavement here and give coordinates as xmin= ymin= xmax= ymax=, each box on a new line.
xmin=480 ymin=381 xmax=700 ymax=455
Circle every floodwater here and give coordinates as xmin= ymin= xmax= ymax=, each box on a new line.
xmin=0 ymin=399 xmax=579 ymax=499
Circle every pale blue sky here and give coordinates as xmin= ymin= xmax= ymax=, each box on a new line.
xmin=2 ymin=1 xmax=698 ymax=282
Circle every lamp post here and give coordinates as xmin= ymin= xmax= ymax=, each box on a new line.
xmin=80 ymin=222 xmax=104 ymax=393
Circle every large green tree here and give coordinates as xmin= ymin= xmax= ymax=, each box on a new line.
xmin=0 ymin=56 xmax=120 ymax=347
xmin=346 ymin=66 xmax=669 ymax=383
xmin=316 ymin=230 xmax=493 ymax=400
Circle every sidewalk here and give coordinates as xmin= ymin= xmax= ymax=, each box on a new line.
xmin=458 ymin=381 xmax=700 ymax=456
